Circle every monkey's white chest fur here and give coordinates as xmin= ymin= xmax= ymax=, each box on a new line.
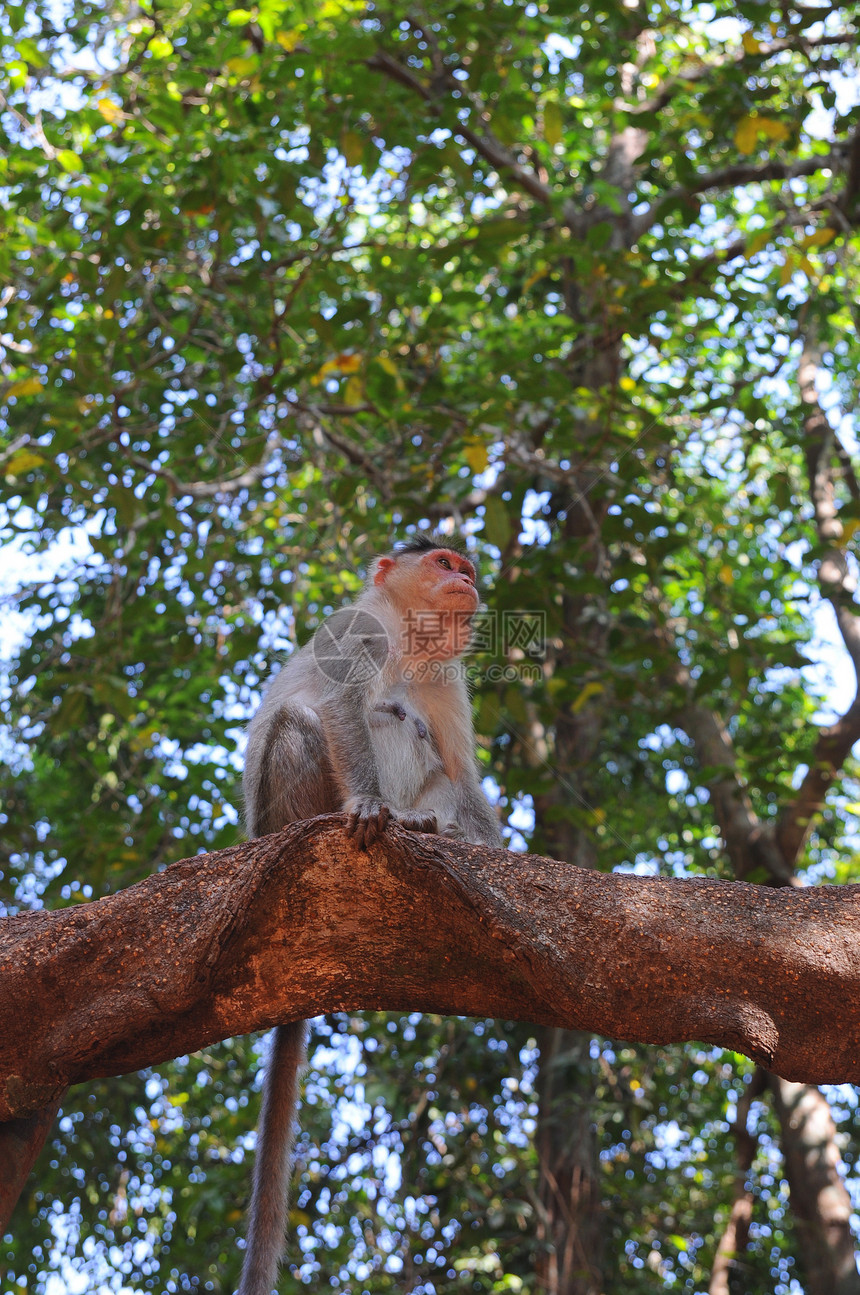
xmin=368 ymin=693 xmax=442 ymax=808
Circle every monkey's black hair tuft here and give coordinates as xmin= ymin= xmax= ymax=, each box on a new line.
xmin=392 ymin=531 xmax=470 ymax=559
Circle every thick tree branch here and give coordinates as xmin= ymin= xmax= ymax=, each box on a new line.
xmin=3 ymin=815 xmax=860 ymax=1135
xmin=0 ymin=1098 xmax=63 ymax=1238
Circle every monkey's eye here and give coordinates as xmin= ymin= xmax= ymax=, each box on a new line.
xmin=437 ymin=556 xmax=452 ymax=569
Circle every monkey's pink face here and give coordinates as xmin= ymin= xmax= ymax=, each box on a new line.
xmin=420 ymin=549 xmax=479 ymax=610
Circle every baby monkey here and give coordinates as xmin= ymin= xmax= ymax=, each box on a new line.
xmin=239 ymin=534 xmax=502 ymax=1294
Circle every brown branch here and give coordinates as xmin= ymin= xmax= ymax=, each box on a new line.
xmin=3 ymin=815 xmax=860 ymax=1140
xmin=129 ymin=435 xmax=282 ymax=500
xmin=835 ymin=435 xmax=860 ymax=504
xmin=622 ymin=31 xmax=854 ymax=121
xmin=680 ymin=700 xmax=795 ymax=884
xmin=842 ymin=125 xmax=860 ymax=221
xmin=633 ymin=154 xmax=842 ymax=239
xmin=0 ymin=1098 xmax=64 ymax=1237
xmin=653 ymin=628 xmax=794 ymax=884
xmin=366 ymin=49 xmax=555 ymax=210
xmin=684 ymin=153 xmax=841 ymax=197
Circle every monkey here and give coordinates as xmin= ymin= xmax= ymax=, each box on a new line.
xmin=239 ymin=534 xmax=503 ymax=1295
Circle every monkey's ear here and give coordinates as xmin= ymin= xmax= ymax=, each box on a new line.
xmin=373 ymin=556 xmax=396 ymax=585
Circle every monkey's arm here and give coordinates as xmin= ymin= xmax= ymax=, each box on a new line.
xmin=453 ymin=772 xmax=505 ymax=848
xmin=314 ymin=691 xmax=390 ymax=847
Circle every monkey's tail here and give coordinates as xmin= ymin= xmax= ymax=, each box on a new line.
xmin=237 ymin=1020 xmax=309 ymax=1295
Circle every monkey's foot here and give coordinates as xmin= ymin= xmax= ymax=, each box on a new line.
xmin=396 ymin=811 xmax=439 ymax=834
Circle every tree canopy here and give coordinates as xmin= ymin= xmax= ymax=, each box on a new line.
xmin=1 ymin=0 xmax=859 ymax=1291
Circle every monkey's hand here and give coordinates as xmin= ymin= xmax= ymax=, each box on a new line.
xmin=345 ymin=797 xmax=392 ymax=849
xmin=372 ymin=700 xmax=429 ymax=740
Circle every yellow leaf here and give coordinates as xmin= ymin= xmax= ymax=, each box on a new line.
xmin=734 ymin=116 xmax=759 ymax=155
xmin=340 ymin=129 xmax=364 ymax=167
xmin=778 ymin=255 xmax=794 ymax=286
xmin=742 ymin=32 xmax=762 ymax=54
xmin=343 ymin=375 xmax=364 ymax=405
xmin=276 ymin=29 xmax=303 ymax=50
xmin=734 ymin=112 xmax=787 ymax=156
xmin=543 ymin=100 xmax=563 ymax=148
xmin=522 ymin=265 xmax=548 ymax=292
xmin=6 ymin=376 xmax=43 ymax=398
xmin=718 ymin=564 xmax=734 ymax=584
xmin=463 ymin=438 xmax=490 ymax=474
xmin=572 ymin=680 xmax=604 ymax=713
xmin=758 ymin=117 xmax=789 ymax=142
xmin=801 ymin=227 xmax=836 ymax=249
xmin=311 ymin=352 xmax=362 ymax=385
xmin=56 ymin=149 xmax=81 ymax=172
xmin=376 ymin=355 xmax=397 ymax=376
xmin=841 ymin=518 xmax=860 ymax=543
xmin=745 ymin=228 xmax=771 ymax=256
xmin=226 ymin=56 xmax=257 ymax=76
xmin=97 ymin=97 xmax=123 ymax=123
xmin=4 ymin=449 xmax=45 ymax=475
xmin=619 ymin=376 xmax=635 ymax=392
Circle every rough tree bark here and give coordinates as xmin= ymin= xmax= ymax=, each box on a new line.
xmin=769 ymin=1077 xmax=860 ymax=1295
xmin=4 ymin=816 xmax=860 ymax=1232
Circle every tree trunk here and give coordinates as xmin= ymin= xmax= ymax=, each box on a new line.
xmin=769 ymin=1076 xmax=860 ymax=1295
xmin=534 ymin=1027 xmax=604 ymax=1295
xmin=709 ymin=1068 xmax=766 ymax=1295
xmin=0 ymin=1099 xmax=63 ymax=1236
